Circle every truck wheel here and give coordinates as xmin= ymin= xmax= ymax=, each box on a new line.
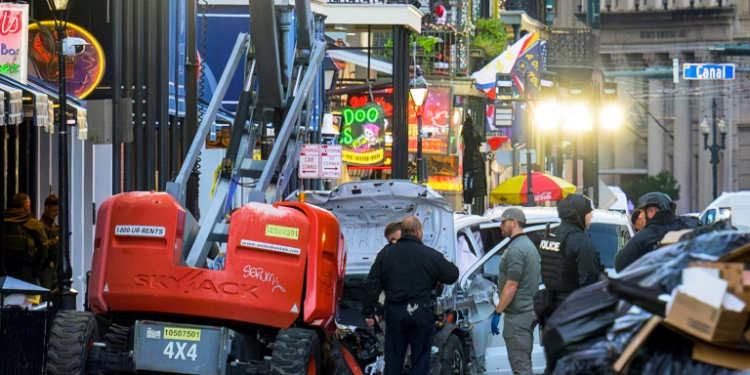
xmin=102 ymin=324 xmax=130 ymax=352
xmin=47 ymin=311 xmax=99 ymax=375
xmin=270 ymin=328 xmax=322 ymax=375
xmin=439 ymin=334 xmax=465 ymax=375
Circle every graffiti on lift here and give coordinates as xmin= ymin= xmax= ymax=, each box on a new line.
xmin=0 ymin=11 xmax=22 ymax=36
xmin=243 ymin=265 xmax=286 ymax=293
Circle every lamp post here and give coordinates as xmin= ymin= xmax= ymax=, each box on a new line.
xmin=409 ymin=85 xmax=429 ymax=185
xmin=47 ymin=0 xmax=78 ymax=311
xmin=701 ymin=98 xmax=727 ymax=200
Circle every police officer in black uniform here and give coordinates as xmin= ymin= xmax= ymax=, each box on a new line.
xmin=537 ymin=194 xmax=601 ymax=319
xmin=614 ymin=192 xmax=698 ymax=272
xmin=363 ymin=215 xmax=459 ymax=375
xmin=536 ymin=194 xmax=602 ymax=375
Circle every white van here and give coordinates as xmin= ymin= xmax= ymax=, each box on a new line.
xmin=699 ymin=191 xmax=750 ymax=231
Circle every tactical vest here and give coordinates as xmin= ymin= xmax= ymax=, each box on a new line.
xmin=3 ymin=219 xmax=36 ymax=264
xmin=539 ymin=232 xmax=579 ymax=292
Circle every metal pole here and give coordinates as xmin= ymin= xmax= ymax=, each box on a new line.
xmin=391 ymin=25 xmax=410 ymax=180
xmin=712 ymin=98 xmax=718 ymax=200
xmin=53 ymin=20 xmax=77 ymax=311
xmin=526 ymin=150 xmax=534 ymax=207
xmin=417 ymin=111 xmax=424 ymax=184
xmin=112 ymin=0 xmax=122 ymax=194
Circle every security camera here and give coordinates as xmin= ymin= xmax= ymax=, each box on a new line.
xmin=62 ymin=37 xmax=88 ymax=57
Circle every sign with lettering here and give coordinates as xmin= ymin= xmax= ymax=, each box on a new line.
xmin=408 ymin=87 xmax=453 ymax=155
xmin=115 ymin=225 xmax=166 ymax=237
xmin=298 ymin=144 xmax=320 ymax=179
xmin=320 ymin=145 xmax=342 ymax=179
xmin=0 ymin=4 xmax=27 ymax=84
xmin=683 ymin=63 xmax=735 ymax=80
xmin=29 ymin=21 xmax=106 ymax=98
xmin=339 ymin=103 xmax=386 ymax=165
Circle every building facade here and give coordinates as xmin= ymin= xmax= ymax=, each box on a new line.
xmin=555 ymin=0 xmax=750 ymax=212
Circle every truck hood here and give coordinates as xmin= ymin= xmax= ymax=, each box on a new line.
xmin=300 ymin=180 xmax=456 ymax=276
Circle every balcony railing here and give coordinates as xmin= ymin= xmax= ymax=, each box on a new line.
xmin=325 ymin=0 xmax=417 ymax=4
xmin=503 ymin=0 xmax=546 ymax=24
xmin=547 ymin=28 xmax=598 ymax=68
xmin=414 ymin=29 xmax=463 ymax=77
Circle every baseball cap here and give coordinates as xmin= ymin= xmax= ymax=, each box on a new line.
xmin=499 ymin=207 xmax=526 ymax=224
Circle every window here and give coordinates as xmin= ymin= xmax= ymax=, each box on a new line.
xmin=702 ymin=209 xmax=716 ymax=226
xmin=586 ymin=223 xmax=631 ymax=269
xmin=475 ymin=224 xmax=504 ymax=257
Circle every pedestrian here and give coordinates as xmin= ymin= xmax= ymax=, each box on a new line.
xmin=631 ymin=209 xmax=646 ymax=232
xmin=384 ymin=221 xmax=402 ymax=244
xmin=490 ymin=208 xmax=540 ymax=375
xmin=38 ymin=194 xmax=60 ymax=290
xmin=363 ymin=216 xmax=459 ymax=375
xmin=2 ymin=193 xmax=53 ymax=286
xmin=534 ymin=194 xmax=601 ymax=375
xmin=366 ymin=221 xmax=402 ymax=329
xmin=614 ymin=192 xmax=698 ymax=272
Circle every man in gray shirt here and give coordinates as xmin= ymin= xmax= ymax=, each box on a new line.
xmin=490 ymin=208 xmax=541 ymax=375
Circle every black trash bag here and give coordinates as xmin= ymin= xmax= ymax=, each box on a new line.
xmin=601 ymin=275 xmax=666 ymax=317
xmin=547 ymin=230 xmax=750 ymax=374
xmin=552 ymin=347 xmax=619 ymax=375
xmin=617 ymin=230 xmax=750 ymax=292
xmin=629 ymin=325 xmax=747 ymax=375
xmin=542 ymin=281 xmax=619 ymax=372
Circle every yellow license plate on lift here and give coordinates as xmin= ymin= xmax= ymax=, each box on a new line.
xmin=163 ymin=327 xmax=201 ymax=341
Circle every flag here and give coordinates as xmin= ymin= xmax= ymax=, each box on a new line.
xmin=470 ymin=31 xmax=540 ymax=100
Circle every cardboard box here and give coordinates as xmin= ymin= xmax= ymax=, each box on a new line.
xmin=693 ymin=340 xmax=750 ymax=371
xmin=689 ymin=262 xmax=750 ymax=312
xmin=664 ymin=290 xmax=750 ymax=343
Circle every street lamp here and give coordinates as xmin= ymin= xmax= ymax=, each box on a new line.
xmin=409 ymin=85 xmax=429 ymax=185
xmin=701 ymin=98 xmax=727 ymax=200
xmin=46 ymin=0 xmax=77 ymax=311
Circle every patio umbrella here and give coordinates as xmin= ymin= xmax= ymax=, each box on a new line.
xmin=490 ymin=172 xmax=576 ymax=205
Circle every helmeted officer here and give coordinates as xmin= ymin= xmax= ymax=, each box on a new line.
xmin=537 ymin=194 xmax=601 ymax=316
xmin=614 ymin=192 xmax=698 ymax=272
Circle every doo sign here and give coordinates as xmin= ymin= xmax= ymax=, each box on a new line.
xmin=683 ymin=63 xmax=735 ymax=80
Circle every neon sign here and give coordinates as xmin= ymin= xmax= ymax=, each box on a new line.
xmin=338 ymin=103 xmax=385 ymax=166
xmin=29 ymin=21 xmax=105 ymax=99
xmin=0 ymin=4 xmax=27 ymax=84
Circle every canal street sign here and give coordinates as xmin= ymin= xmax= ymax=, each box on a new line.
xmin=683 ymin=63 xmax=735 ymax=80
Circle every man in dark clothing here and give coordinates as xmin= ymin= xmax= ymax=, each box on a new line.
xmin=538 ymin=194 xmax=602 ymax=312
xmin=363 ymin=216 xmax=459 ymax=375
xmin=614 ymin=192 xmax=698 ymax=272
xmin=2 ymin=193 xmax=53 ymax=286
xmin=536 ymin=194 xmax=602 ymax=375
xmin=38 ymin=194 xmax=60 ymax=290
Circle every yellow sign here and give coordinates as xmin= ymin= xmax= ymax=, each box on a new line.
xmin=343 ymin=148 xmax=384 ymax=165
xmin=265 ymin=224 xmax=299 ymax=240
xmin=163 ymin=327 xmax=201 ymax=341
xmin=427 ymin=180 xmax=463 ymax=192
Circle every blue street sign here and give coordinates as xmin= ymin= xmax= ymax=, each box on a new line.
xmin=683 ymin=63 xmax=735 ymax=80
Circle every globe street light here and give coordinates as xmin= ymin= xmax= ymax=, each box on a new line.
xmin=701 ymin=98 xmax=727 ymax=200
xmin=409 ymin=85 xmax=429 ymax=184
xmin=46 ymin=0 xmax=78 ymax=311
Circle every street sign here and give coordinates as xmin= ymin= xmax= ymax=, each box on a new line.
xmin=683 ymin=63 xmax=735 ymax=80
xmin=495 ymin=106 xmax=513 ymax=127
xmin=320 ymin=145 xmax=343 ymax=179
xmin=298 ymin=144 xmax=320 ymax=179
